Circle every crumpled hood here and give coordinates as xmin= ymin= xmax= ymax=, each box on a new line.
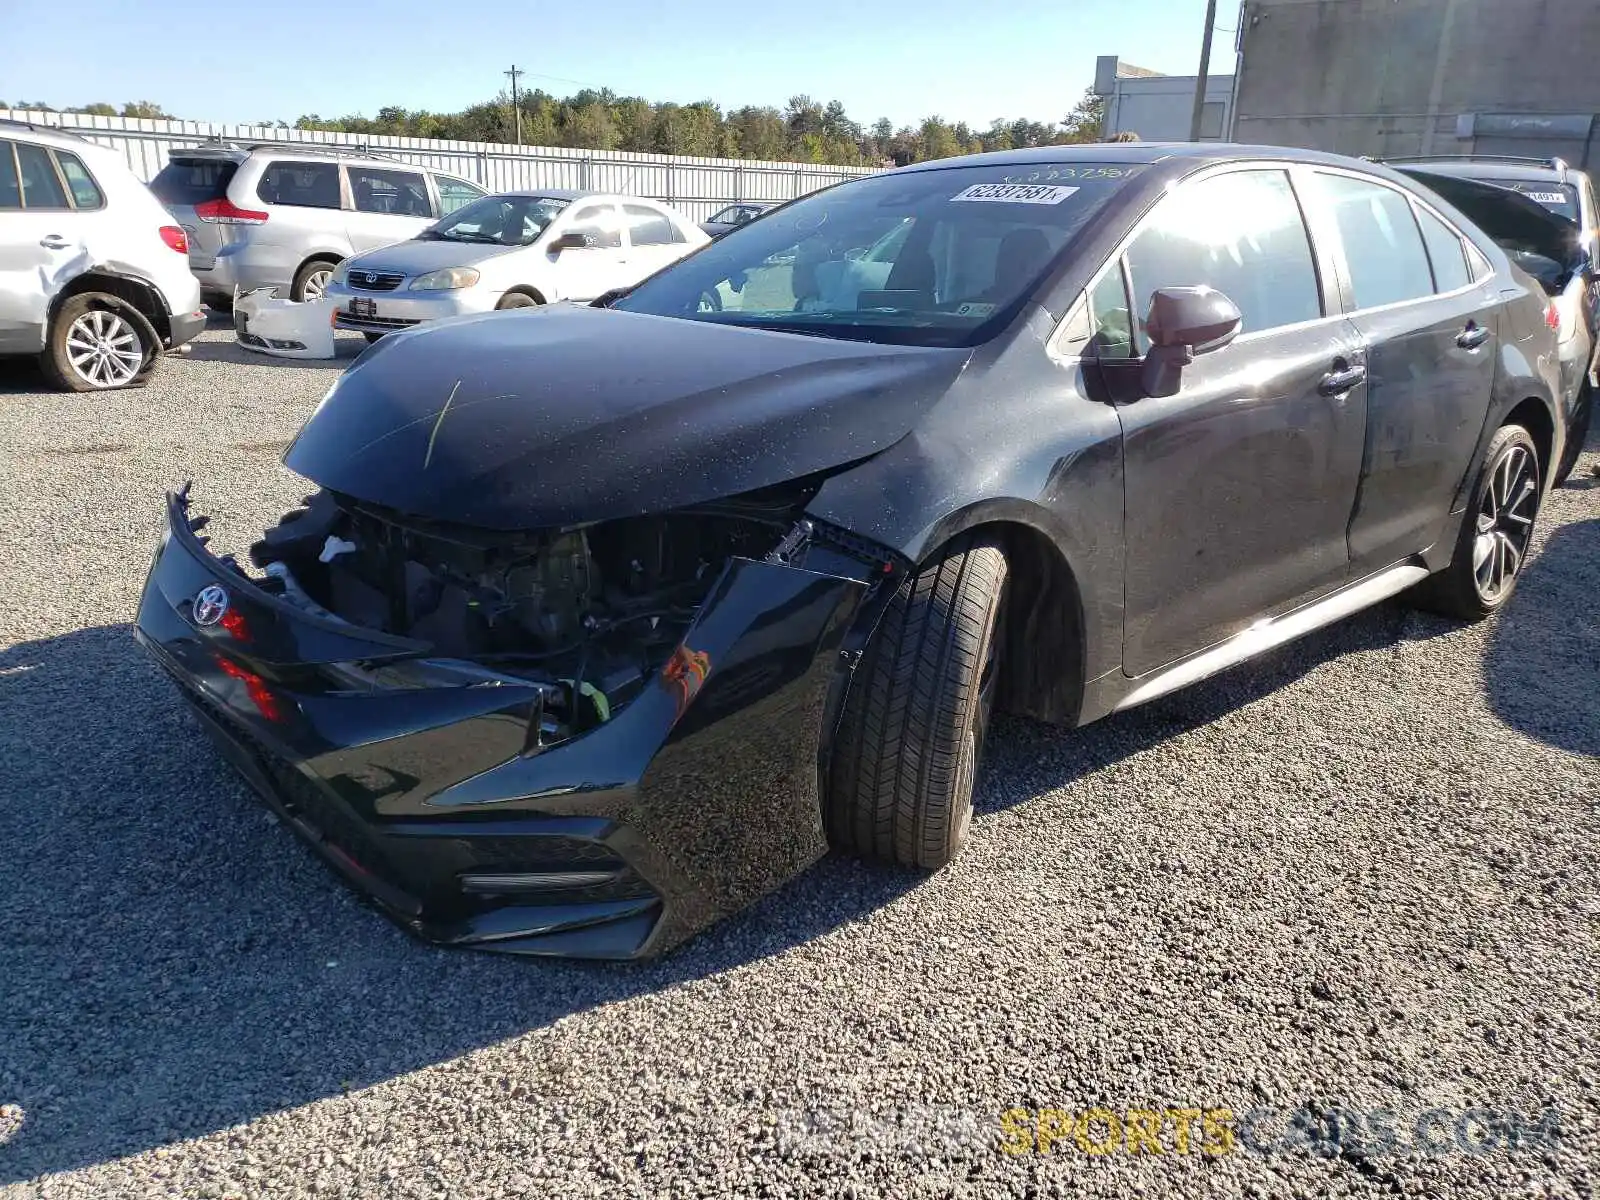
xmin=283 ymin=305 xmax=969 ymax=529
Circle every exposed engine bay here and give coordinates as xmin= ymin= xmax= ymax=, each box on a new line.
xmin=244 ymin=488 xmax=813 ymax=739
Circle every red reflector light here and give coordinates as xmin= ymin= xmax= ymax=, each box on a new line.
xmin=215 ymin=655 xmax=285 ymax=723
xmin=193 ymin=197 xmax=268 ymax=225
xmin=1546 ymin=301 xmax=1561 ymax=332
xmin=159 ymin=225 xmax=188 ymax=254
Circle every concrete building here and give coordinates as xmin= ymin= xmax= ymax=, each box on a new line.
xmin=1232 ymin=0 xmax=1600 ymax=164
xmin=1094 ymin=55 xmax=1236 ymax=142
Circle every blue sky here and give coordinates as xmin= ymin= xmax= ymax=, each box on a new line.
xmin=2 ymin=0 xmax=1235 ymax=129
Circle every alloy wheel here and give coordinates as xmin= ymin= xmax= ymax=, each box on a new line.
xmin=1472 ymin=442 xmax=1538 ymax=604
xmin=301 ymin=268 xmax=333 ymax=301
xmin=65 ymin=309 xmax=143 ymax=388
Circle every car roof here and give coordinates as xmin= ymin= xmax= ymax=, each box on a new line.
xmin=495 ymin=188 xmax=598 ymax=201
xmin=884 ymin=141 xmax=1391 ymax=174
xmin=1384 ymin=157 xmax=1582 ymax=184
xmin=0 ymin=118 xmax=98 ymax=152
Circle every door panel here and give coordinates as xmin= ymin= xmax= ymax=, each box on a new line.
xmin=1114 ymin=321 xmax=1369 ymax=675
xmin=1344 ymin=288 xmax=1501 ymax=568
xmin=1104 ymin=167 xmax=1369 ymax=676
xmin=1306 ymin=171 xmax=1502 ymax=568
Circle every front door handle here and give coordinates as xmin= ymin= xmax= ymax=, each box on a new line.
xmin=39 ymin=234 xmax=70 ymax=250
xmin=1457 ymin=323 xmax=1491 ymax=350
xmin=1318 ymin=363 xmax=1367 ymax=396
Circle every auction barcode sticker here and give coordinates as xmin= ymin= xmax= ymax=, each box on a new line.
xmin=950 ymin=183 xmax=1080 ymax=204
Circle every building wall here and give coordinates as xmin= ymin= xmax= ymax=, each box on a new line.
xmin=1094 ymin=56 xmax=1237 ymax=142
xmin=0 ymin=110 xmax=876 ymax=221
xmin=1233 ymin=0 xmax=1600 ymax=164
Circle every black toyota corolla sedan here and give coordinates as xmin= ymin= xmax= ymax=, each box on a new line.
xmin=135 ymin=143 xmax=1567 ymax=959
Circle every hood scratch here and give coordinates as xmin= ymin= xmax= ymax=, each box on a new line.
xmin=423 ymin=380 xmax=462 ymax=471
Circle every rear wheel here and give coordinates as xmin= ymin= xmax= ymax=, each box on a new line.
xmin=291 ymin=259 xmax=338 ymax=303
xmin=1408 ymin=423 xmax=1541 ymax=620
xmin=42 ymin=293 xmax=159 ymax=392
xmin=825 ymin=533 xmax=1008 ymax=869
xmin=496 ymin=291 xmax=540 ymax=310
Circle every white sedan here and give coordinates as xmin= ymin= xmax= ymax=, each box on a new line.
xmin=324 ymin=189 xmax=708 ymax=339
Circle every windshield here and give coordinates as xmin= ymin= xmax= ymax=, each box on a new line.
xmin=615 ymin=163 xmax=1143 ymax=346
xmin=1489 ymin=180 xmax=1580 ymax=222
xmin=424 ymin=194 xmax=570 ymax=246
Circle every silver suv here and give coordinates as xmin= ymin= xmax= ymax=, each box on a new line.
xmin=0 ymin=120 xmax=205 ymax=391
xmin=151 ymin=143 xmax=487 ymax=302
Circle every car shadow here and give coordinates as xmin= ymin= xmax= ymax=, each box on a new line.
xmin=978 ymin=595 xmax=1443 ymax=810
xmin=1482 ymin=516 xmax=1600 ymax=758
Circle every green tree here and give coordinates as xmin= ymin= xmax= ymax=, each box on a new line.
xmin=1061 ymin=87 xmax=1106 ymax=143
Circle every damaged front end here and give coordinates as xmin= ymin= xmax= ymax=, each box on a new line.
xmin=134 ymin=483 xmax=903 ymax=958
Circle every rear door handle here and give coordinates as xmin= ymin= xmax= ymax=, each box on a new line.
xmin=39 ymin=234 xmax=70 ymax=250
xmin=1457 ymin=323 xmax=1491 ymax=350
xmin=1318 ymin=363 xmax=1367 ymax=396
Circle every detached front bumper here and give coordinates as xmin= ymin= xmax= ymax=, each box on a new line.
xmin=133 ymin=492 xmax=871 ymax=958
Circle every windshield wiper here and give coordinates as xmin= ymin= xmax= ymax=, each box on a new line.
xmin=421 ymin=230 xmax=500 ymax=244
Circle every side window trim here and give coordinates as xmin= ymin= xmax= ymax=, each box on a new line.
xmin=0 ymin=140 xmax=20 ymax=211
xmin=12 ymin=139 xmax=76 ymax=211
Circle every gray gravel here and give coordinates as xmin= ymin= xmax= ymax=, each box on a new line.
xmin=1 ymin=324 xmax=1597 ymax=1199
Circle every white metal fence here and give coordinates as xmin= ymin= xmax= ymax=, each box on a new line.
xmin=0 ymin=109 xmax=879 ymax=221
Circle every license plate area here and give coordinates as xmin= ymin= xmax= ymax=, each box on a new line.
xmin=349 ymin=297 xmax=377 ymax=318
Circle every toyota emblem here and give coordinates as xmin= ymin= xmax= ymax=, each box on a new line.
xmin=361 ymin=272 xmax=377 ymax=284
xmin=193 ymin=583 xmax=230 ymax=627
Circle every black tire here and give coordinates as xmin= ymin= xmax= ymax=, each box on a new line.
xmin=41 ymin=292 xmax=160 ymax=392
xmin=1554 ymin=380 xmax=1591 ymax=486
xmin=291 ymin=259 xmax=339 ymax=303
xmin=496 ymin=291 xmax=540 ymax=310
xmin=826 ymin=533 xmax=1008 ymax=869
xmin=1408 ymin=423 xmax=1541 ymax=621
xmin=362 ymin=332 xmax=385 ymax=345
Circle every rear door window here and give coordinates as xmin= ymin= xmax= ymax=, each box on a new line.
xmin=1414 ymin=206 xmax=1472 ymax=293
xmin=151 ymin=158 xmax=237 ymax=206
xmin=52 ymin=151 xmax=104 ymax=209
xmin=256 ymin=160 xmax=341 ymax=210
xmin=1313 ymin=173 xmax=1435 ymax=310
xmin=623 ymin=203 xmax=683 ymax=246
xmin=349 ymin=167 xmax=434 ymax=218
xmin=15 ymin=142 xmax=69 ymax=209
xmin=1123 ymin=168 xmax=1323 ymax=345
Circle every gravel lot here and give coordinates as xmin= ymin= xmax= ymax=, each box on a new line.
xmin=1 ymin=323 xmax=1596 ymax=1199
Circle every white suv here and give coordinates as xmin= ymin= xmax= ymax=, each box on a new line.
xmin=0 ymin=121 xmax=205 ymax=391
xmin=151 ymin=144 xmax=486 ymax=303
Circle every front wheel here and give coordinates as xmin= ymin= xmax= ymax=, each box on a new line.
xmin=1408 ymin=423 xmax=1541 ymax=620
xmin=825 ymin=533 xmax=1008 ymax=869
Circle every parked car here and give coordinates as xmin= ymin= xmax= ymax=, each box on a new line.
xmin=700 ymin=202 xmax=775 ymax=238
xmin=0 ymin=120 xmax=204 ymax=391
xmin=1389 ymin=156 xmax=1597 ymax=482
xmin=149 ymin=143 xmax=487 ymax=303
xmin=136 ymin=143 xmax=1564 ymax=959
xmin=323 ymin=190 xmax=707 ymax=339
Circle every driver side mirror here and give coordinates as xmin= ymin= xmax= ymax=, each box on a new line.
xmin=1140 ymin=286 xmax=1243 ymax=398
xmin=549 ymin=231 xmax=592 ymax=252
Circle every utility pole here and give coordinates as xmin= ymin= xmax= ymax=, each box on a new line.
xmin=1188 ymin=0 xmax=1219 ymax=142
xmin=505 ymin=64 xmax=524 ymax=146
